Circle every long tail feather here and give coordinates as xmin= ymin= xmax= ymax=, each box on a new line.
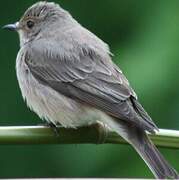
xmin=129 ymin=128 xmax=178 ymax=179
xmin=104 ymin=118 xmax=179 ymax=179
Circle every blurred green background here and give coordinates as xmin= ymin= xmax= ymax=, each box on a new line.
xmin=0 ymin=0 xmax=179 ymax=178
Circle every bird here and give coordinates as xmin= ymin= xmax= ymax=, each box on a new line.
xmin=3 ymin=1 xmax=178 ymax=179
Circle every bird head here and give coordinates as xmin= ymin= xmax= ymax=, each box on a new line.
xmin=3 ymin=1 xmax=74 ymax=46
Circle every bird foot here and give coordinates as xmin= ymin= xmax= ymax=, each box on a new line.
xmin=38 ymin=121 xmax=60 ymax=137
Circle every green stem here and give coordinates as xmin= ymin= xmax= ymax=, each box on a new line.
xmin=0 ymin=125 xmax=178 ymax=148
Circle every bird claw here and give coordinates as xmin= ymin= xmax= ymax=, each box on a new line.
xmin=38 ymin=121 xmax=60 ymax=137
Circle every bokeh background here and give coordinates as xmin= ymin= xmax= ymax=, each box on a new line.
xmin=0 ymin=0 xmax=179 ymax=178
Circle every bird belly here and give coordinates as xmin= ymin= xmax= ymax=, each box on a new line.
xmin=16 ymin=59 xmax=106 ymax=128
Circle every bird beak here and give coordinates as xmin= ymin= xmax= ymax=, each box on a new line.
xmin=2 ymin=22 xmax=19 ymax=31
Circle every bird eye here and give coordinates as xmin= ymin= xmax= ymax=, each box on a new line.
xmin=27 ymin=20 xmax=34 ymax=29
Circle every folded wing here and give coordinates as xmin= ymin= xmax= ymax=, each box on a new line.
xmin=24 ymin=39 xmax=158 ymax=132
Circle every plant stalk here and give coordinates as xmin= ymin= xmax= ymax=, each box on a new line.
xmin=0 ymin=125 xmax=178 ymax=149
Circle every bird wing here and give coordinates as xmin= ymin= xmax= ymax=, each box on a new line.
xmin=23 ymin=39 xmax=157 ymax=132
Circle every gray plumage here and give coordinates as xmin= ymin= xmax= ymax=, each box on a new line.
xmin=4 ymin=1 xmax=178 ymax=178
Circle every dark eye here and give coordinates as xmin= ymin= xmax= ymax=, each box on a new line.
xmin=27 ymin=20 xmax=34 ymax=29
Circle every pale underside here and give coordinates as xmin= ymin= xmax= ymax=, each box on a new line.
xmin=16 ymin=51 xmax=113 ymax=128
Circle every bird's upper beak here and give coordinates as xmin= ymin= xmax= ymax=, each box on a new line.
xmin=2 ymin=22 xmax=19 ymax=31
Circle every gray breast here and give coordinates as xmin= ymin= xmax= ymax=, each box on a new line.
xmin=15 ymin=48 xmax=102 ymax=127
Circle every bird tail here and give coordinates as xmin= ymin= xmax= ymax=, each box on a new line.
xmin=104 ymin=118 xmax=179 ymax=179
xmin=129 ymin=128 xmax=178 ymax=179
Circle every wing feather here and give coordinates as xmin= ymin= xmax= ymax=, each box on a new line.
xmin=24 ymin=39 xmax=157 ymax=132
